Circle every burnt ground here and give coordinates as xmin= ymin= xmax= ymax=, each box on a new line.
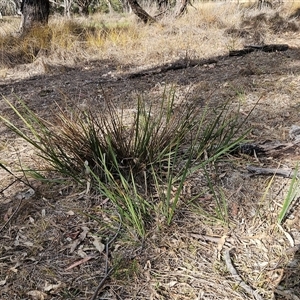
xmin=1 ymin=34 xmax=300 ymax=299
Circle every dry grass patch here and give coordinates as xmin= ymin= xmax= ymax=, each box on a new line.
xmin=1 ymin=3 xmax=300 ymax=70
xmin=0 ymin=16 xmax=19 ymax=35
xmin=0 ymin=3 xmax=245 ymax=69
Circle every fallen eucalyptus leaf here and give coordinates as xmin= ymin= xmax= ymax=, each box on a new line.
xmin=27 ymin=290 xmax=47 ymax=300
xmin=44 ymin=281 xmax=65 ymax=293
xmin=0 ymin=276 xmax=8 ymax=286
xmin=91 ymin=235 xmax=105 ymax=253
xmin=69 ymin=227 xmax=89 ymax=253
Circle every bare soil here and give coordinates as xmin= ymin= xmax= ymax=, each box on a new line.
xmin=1 ymin=22 xmax=300 ymax=300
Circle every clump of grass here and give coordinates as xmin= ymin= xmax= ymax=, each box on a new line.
xmin=1 ymin=90 xmax=250 ymax=236
xmin=0 ymin=17 xmax=139 ymax=67
xmin=0 ymin=24 xmax=52 ymax=66
xmin=0 ymin=16 xmax=20 ymax=35
xmin=0 ymin=24 xmax=59 ymax=66
xmin=86 ymin=21 xmax=140 ymax=50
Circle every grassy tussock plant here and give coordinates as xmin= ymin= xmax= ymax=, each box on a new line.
xmin=87 ymin=22 xmax=139 ymax=49
xmin=90 ymin=165 xmax=151 ymax=238
xmin=1 ymin=91 xmax=250 ymax=237
xmin=0 ymin=19 xmax=136 ymax=67
xmin=0 ymin=25 xmax=50 ymax=66
xmin=205 ymin=170 xmax=229 ymax=225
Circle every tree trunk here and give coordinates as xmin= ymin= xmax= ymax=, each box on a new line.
xmin=105 ymin=0 xmax=113 ymax=13
xmin=127 ymin=0 xmax=156 ymax=24
xmin=20 ymin=0 xmax=50 ymax=32
xmin=64 ymin=0 xmax=72 ymax=18
xmin=157 ymin=0 xmax=170 ymax=12
xmin=175 ymin=0 xmax=189 ymax=17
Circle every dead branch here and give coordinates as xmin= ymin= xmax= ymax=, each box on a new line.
xmin=229 ymin=44 xmax=289 ymax=56
xmin=223 ymin=248 xmax=263 ymax=300
xmin=0 ymin=197 xmax=23 ymax=233
xmin=175 ymin=0 xmax=189 ymax=17
xmin=247 ymin=166 xmax=299 ymax=178
xmin=233 ymin=141 xmax=296 ymax=158
xmin=127 ymin=57 xmax=218 ymax=78
xmin=90 ymin=213 xmax=122 ymax=300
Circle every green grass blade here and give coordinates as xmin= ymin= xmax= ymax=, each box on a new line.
xmin=278 ymin=164 xmax=299 ymax=225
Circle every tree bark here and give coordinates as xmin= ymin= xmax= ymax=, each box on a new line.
xmin=157 ymin=0 xmax=170 ymax=11
xmin=175 ymin=0 xmax=189 ymax=18
xmin=127 ymin=0 xmax=156 ymax=24
xmin=20 ymin=0 xmax=50 ymax=32
xmin=64 ymin=0 xmax=72 ymax=18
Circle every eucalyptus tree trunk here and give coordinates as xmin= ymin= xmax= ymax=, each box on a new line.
xmin=105 ymin=0 xmax=113 ymax=13
xmin=64 ymin=0 xmax=72 ymax=18
xmin=20 ymin=0 xmax=50 ymax=32
xmin=127 ymin=0 xmax=156 ymax=24
xmin=157 ymin=0 xmax=170 ymax=11
xmin=175 ymin=0 xmax=188 ymax=17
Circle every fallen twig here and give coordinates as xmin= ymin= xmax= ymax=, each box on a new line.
xmin=0 ymin=179 xmax=18 ymax=194
xmin=127 ymin=57 xmax=218 ymax=78
xmin=0 ymin=161 xmax=34 ymax=190
xmin=65 ymin=255 xmax=95 ymax=271
xmin=229 ymin=44 xmax=289 ymax=56
xmin=247 ymin=165 xmax=299 ymax=178
xmin=223 ymin=248 xmax=263 ymax=300
xmin=0 ymin=197 xmax=23 ymax=233
xmin=90 ymin=213 xmax=122 ymax=300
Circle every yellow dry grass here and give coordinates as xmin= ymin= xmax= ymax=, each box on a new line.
xmin=1 ymin=2 xmax=299 ymax=69
xmin=0 ymin=2 xmax=246 ymax=69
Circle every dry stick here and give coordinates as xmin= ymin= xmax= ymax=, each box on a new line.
xmin=0 ymin=167 xmax=34 ymax=191
xmin=0 ymin=161 xmax=33 ymax=232
xmin=90 ymin=214 xmax=122 ymax=300
xmin=0 ymin=197 xmax=23 ymax=233
xmin=223 ymin=248 xmax=264 ymax=300
xmin=247 ymin=166 xmax=298 ymax=179
xmin=0 ymin=179 xmax=19 ymax=194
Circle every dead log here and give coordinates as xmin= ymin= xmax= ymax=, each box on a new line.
xmin=127 ymin=58 xmax=218 ymax=78
xmin=232 ymin=142 xmax=296 ymax=158
xmin=247 ymin=166 xmax=299 ymax=178
xmin=229 ymin=44 xmax=289 ymax=56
